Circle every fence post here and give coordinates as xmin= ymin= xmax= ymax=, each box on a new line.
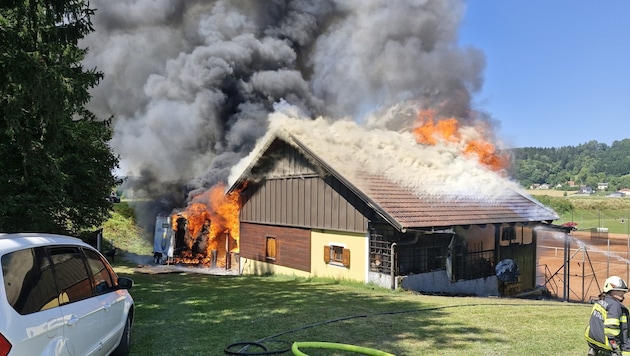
xmin=607 ymin=237 xmax=610 ymax=277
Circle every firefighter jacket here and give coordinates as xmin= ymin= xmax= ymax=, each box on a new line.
xmin=585 ymin=294 xmax=630 ymax=354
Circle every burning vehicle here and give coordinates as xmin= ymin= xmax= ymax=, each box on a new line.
xmin=152 ymin=184 xmax=241 ymax=270
xmin=152 ymin=214 xmax=173 ymax=264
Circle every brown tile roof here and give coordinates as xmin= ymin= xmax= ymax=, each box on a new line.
xmin=356 ymin=174 xmax=558 ymax=230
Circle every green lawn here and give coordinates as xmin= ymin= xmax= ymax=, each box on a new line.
xmin=114 ymin=263 xmax=592 ymax=356
xmin=527 ymin=190 xmax=630 ymax=234
xmin=556 ymin=208 xmax=630 ymax=235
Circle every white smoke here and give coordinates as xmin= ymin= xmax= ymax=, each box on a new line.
xmin=81 ymin=0 xmax=489 ymax=202
xmin=231 ymin=110 xmax=522 ymax=200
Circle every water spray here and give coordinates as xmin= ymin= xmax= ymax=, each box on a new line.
xmin=535 ymin=223 xmax=630 ymax=302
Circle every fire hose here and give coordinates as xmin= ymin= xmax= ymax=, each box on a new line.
xmin=291 ymin=342 xmax=394 ymax=356
xmin=224 ymin=302 xmax=571 ymax=355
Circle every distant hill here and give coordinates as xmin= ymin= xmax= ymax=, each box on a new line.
xmin=509 ymin=139 xmax=630 ymax=190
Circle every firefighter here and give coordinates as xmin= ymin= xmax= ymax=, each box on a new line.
xmin=585 ymin=276 xmax=630 ymax=356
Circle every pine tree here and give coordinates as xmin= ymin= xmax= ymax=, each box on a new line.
xmin=0 ymin=0 xmax=120 ymax=234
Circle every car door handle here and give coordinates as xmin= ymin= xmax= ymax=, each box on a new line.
xmin=104 ymin=302 xmax=112 ymax=311
xmin=67 ymin=315 xmax=79 ymax=327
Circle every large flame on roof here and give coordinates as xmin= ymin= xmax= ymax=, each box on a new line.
xmin=171 ymin=182 xmax=241 ymax=265
xmin=413 ymin=109 xmax=509 ymax=171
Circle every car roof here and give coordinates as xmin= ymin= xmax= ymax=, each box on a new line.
xmin=0 ymin=233 xmax=90 ymax=255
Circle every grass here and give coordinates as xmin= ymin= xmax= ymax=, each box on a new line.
xmin=527 ymin=190 xmax=630 ymax=234
xmin=103 ymin=200 xmax=596 ymax=355
xmin=100 ymin=202 xmax=154 ymax=256
xmin=113 ymin=263 xmax=592 ymax=356
xmin=556 ymin=208 xmax=630 ymax=235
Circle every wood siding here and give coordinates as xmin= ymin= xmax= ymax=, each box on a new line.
xmin=239 ymin=141 xmax=372 ymax=233
xmin=239 ymin=222 xmax=311 ymax=272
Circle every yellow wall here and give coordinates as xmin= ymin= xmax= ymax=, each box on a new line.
xmin=240 ymin=258 xmax=312 ymax=278
xmin=240 ymin=230 xmax=368 ymax=282
xmin=310 ymin=230 xmax=367 ymax=282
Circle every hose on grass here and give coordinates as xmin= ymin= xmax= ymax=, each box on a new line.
xmin=291 ymin=341 xmax=395 ymax=356
xmin=224 ymin=340 xmax=291 ymax=355
xmin=224 ymin=302 xmax=584 ymax=355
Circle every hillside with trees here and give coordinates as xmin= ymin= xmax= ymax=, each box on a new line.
xmin=509 ymin=139 xmax=630 ymax=191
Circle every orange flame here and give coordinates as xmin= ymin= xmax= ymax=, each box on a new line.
xmin=412 ymin=108 xmax=508 ymax=171
xmin=171 ymin=182 xmax=242 ymax=266
xmin=183 ymin=202 xmax=211 ymax=246
xmin=413 ymin=109 xmax=460 ymax=145
xmin=204 ymin=182 xmax=241 ymax=253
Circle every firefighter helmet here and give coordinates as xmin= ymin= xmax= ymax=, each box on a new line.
xmin=603 ymin=276 xmax=629 ymax=293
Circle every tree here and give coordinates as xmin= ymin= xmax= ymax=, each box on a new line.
xmin=511 ymin=139 xmax=630 ymax=189
xmin=0 ymin=0 xmax=120 ymax=234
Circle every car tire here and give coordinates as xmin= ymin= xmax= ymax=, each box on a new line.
xmin=111 ymin=314 xmax=132 ymax=356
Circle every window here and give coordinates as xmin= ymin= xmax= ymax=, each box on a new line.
xmin=48 ymin=247 xmax=92 ymax=304
xmin=84 ymin=249 xmax=115 ymax=294
xmin=501 ymin=226 xmax=517 ymax=242
xmin=396 ymin=235 xmax=450 ymax=275
xmin=1 ymin=246 xmax=117 ymax=315
xmin=266 ymin=236 xmax=277 ymax=261
xmin=425 ymin=246 xmax=443 ymax=270
xmin=324 ymin=245 xmax=350 ymax=268
xmin=2 ymin=247 xmax=58 ymax=315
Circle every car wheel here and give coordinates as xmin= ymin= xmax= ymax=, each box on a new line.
xmin=111 ymin=314 xmax=132 ymax=356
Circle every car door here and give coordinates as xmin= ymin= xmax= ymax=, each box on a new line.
xmin=82 ymin=247 xmax=128 ymax=353
xmin=49 ymin=246 xmax=105 ymax=356
xmin=1 ymin=247 xmax=70 ymax=355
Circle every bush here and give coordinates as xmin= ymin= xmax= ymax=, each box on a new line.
xmin=536 ymin=195 xmax=575 ymax=214
xmin=113 ymin=201 xmax=136 ymax=221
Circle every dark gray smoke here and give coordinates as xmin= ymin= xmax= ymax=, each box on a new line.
xmin=81 ymin=0 xmax=485 ymax=206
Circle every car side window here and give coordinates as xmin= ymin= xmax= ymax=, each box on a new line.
xmin=48 ymin=246 xmax=93 ymax=304
xmin=1 ymin=247 xmax=59 ymax=315
xmin=83 ymin=248 xmax=115 ymax=294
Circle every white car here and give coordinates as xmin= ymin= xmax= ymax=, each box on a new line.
xmin=0 ymin=233 xmax=134 ymax=356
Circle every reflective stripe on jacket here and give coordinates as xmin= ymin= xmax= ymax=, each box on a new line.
xmin=585 ymin=295 xmax=630 ymax=353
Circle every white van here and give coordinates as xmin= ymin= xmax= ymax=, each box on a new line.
xmin=0 ymin=233 xmax=134 ymax=356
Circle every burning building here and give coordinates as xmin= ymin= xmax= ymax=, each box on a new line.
xmin=79 ymin=1 xmax=563 ymax=295
xmin=225 ymin=112 xmax=559 ymax=297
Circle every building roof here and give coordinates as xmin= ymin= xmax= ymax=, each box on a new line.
xmin=228 ymin=114 xmax=559 ymax=231
xmin=357 ymin=174 xmax=558 ymax=229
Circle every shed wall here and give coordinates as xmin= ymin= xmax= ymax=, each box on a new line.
xmin=240 ymin=176 xmax=369 ymax=232
xmin=239 ymin=141 xmax=372 ymax=233
xmin=239 ymin=222 xmax=311 ymax=272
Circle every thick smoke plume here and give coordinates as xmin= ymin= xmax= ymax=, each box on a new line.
xmin=81 ymin=0 xmax=490 ymax=214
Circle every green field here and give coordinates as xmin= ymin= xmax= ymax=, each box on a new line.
xmin=555 ymin=209 xmax=630 ymax=235
xmin=527 ymin=190 xmax=630 ymax=235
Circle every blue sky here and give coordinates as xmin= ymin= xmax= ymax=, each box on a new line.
xmin=459 ymin=1 xmax=630 ymax=149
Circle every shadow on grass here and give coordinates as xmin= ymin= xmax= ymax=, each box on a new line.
xmin=113 ymin=263 xmax=507 ymax=356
